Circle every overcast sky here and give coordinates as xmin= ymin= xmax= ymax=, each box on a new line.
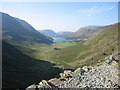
xmin=0 ymin=2 xmax=118 ymax=32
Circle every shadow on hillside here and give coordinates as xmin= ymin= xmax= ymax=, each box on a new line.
xmin=2 ymin=41 xmax=62 ymax=89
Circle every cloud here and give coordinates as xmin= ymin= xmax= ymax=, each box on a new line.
xmin=77 ymin=5 xmax=116 ymax=16
xmin=77 ymin=6 xmax=104 ymax=16
xmin=107 ymin=6 xmax=115 ymax=11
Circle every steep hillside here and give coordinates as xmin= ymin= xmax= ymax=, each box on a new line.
xmin=1 ymin=12 xmax=52 ymax=44
xmin=48 ymin=23 xmax=118 ymax=69
xmin=39 ymin=29 xmax=57 ymax=37
xmin=2 ymin=40 xmax=61 ymax=88
xmin=68 ymin=25 xmax=109 ymax=41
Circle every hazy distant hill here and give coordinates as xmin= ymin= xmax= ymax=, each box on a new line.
xmin=68 ymin=25 xmax=109 ymax=40
xmin=2 ymin=40 xmax=61 ymax=88
xmin=39 ymin=29 xmax=57 ymax=37
xmin=39 ymin=30 xmax=73 ymax=37
xmin=1 ymin=12 xmax=52 ymax=44
xmin=57 ymin=31 xmax=73 ymax=37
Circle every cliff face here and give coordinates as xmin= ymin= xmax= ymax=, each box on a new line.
xmin=26 ymin=60 xmax=119 ymax=89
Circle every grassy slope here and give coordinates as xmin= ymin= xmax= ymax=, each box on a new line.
xmin=55 ymin=42 xmax=77 ymax=46
xmin=2 ymin=41 xmax=61 ymax=88
xmin=46 ymin=23 xmax=118 ymax=69
xmin=67 ymin=26 xmax=109 ymax=41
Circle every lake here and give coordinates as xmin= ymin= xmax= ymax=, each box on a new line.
xmin=52 ymin=37 xmax=73 ymax=43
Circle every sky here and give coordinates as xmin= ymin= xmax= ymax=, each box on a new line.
xmin=0 ymin=2 xmax=118 ymax=32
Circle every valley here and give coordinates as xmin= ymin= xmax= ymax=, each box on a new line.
xmin=33 ymin=23 xmax=118 ymax=70
xmin=1 ymin=11 xmax=119 ymax=89
xmin=16 ymin=22 xmax=118 ymax=70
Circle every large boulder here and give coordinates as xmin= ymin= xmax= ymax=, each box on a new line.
xmin=60 ymin=73 xmax=66 ymax=78
xmin=38 ymin=80 xmax=51 ymax=88
xmin=59 ymin=70 xmax=73 ymax=79
xmin=48 ymin=78 xmax=63 ymax=86
xmin=74 ymin=68 xmax=81 ymax=73
xmin=25 ymin=84 xmax=36 ymax=90
xmin=73 ymin=68 xmax=82 ymax=76
xmin=73 ymin=67 xmax=87 ymax=76
xmin=64 ymin=70 xmax=72 ymax=74
xmin=82 ymin=66 xmax=89 ymax=72
xmin=73 ymin=66 xmax=93 ymax=77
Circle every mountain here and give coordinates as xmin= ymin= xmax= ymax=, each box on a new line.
xmin=57 ymin=31 xmax=73 ymax=37
xmin=1 ymin=12 xmax=52 ymax=44
xmin=48 ymin=23 xmax=118 ymax=69
xmin=2 ymin=40 xmax=61 ymax=88
xmin=39 ymin=29 xmax=57 ymax=37
xmin=68 ymin=25 xmax=109 ymax=40
xmin=39 ymin=30 xmax=73 ymax=37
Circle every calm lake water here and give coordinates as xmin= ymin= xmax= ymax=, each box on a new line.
xmin=52 ymin=37 xmax=73 ymax=43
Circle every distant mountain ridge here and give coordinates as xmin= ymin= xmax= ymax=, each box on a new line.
xmin=1 ymin=12 xmax=52 ymax=44
xmin=39 ymin=30 xmax=74 ymax=37
xmin=39 ymin=29 xmax=57 ymax=37
xmin=68 ymin=25 xmax=109 ymax=40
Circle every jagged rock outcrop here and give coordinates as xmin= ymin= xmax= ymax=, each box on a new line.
xmin=26 ymin=61 xmax=119 ymax=89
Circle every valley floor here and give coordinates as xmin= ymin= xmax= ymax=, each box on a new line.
xmin=20 ymin=42 xmax=78 ymax=69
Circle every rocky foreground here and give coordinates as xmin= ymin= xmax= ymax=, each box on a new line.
xmin=26 ymin=61 xmax=119 ymax=89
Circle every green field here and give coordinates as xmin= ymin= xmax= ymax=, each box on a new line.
xmin=56 ymin=42 xmax=77 ymax=46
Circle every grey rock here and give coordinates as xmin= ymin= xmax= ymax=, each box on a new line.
xmin=26 ymin=61 xmax=119 ymax=89
xmin=58 ymin=61 xmax=119 ymax=88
